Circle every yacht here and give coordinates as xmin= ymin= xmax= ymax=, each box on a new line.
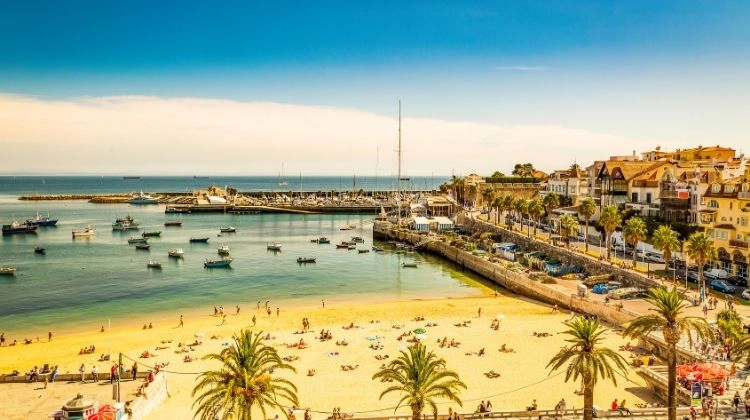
xmin=218 ymin=245 xmax=231 ymax=255
xmin=72 ymin=225 xmax=96 ymax=238
xmin=129 ymin=191 xmax=159 ymax=205
xmin=204 ymin=257 xmax=233 ymax=268
xmin=267 ymin=242 xmax=282 ymax=251
xmin=0 ymin=267 xmax=16 ymax=276
xmin=219 ymin=226 xmax=236 ymax=233
xmin=168 ymin=248 xmax=184 ymax=258
xmin=128 ymin=237 xmax=148 ymax=244
xmin=147 ymin=260 xmax=162 ymax=269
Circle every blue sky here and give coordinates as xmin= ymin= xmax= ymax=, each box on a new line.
xmin=0 ymin=1 xmax=748 ymax=174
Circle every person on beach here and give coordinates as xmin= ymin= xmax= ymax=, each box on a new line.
xmin=477 ymin=307 xmax=481 ymax=318
xmin=79 ymin=363 xmax=86 ymax=383
xmin=236 ymin=305 xmax=240 ymax=315
xmin=267 ymin=307 xmax=272 ymax=317
xmin=257 ymin=301 xmax=260 ymax=311
xmin=178 ymin=315 xmax=184 ymax=327
xmin=48 ymin=331 xmax=52 ymax=341
xmin=214 ymin=306 xmax=218 ymax=316
xmin=91 ymin=365 xmax=98 ymax=382
xmin=252 ymin=315 xmax=256 ymax=326
xmin=0 ymin=332 xmax=4 ymax=346
xmin=220 ymin=314 xmax=227 ymax=325
xmin=131 ymin=362 xmax=138 ymax=380
xmin=322 ymin=299 xmax=325 ymax=308
xmin=277 ymin=307 xmax=280 ymax=317
xmin=265 ymin=300 xmax=270 ymax=309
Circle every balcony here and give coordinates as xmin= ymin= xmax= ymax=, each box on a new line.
xmin=730 ymin=239 xmax=749 ymax=249
xmin=739 ymin=192 xmax=750 ymax=200
xmin=632 ymin=180 xmax=659 ymax=188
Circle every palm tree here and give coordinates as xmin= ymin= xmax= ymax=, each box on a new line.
xmin=622 ymin=217 xmax=647 ymax=267
xmin=373 ymin=343 xmax=466 ymax=420
xmin=192 ymin=330 xmax=298 ymax=420
xmin=481 ymin=187 xmax=495 ymax=213
xmin=559 ymin=214 xmax=580 ymax=249
xmin=623 ymin=288 xmax=711 ymax=420
xmin=716 ymin=309 xmax=743 ymax=346
xmin=491 ymin=195 xmax=503 ymax=225
xmin=547 ymin=317 xmax=628 ymax=420
xmin=542 ymin=192 xmax=560 ymax=224
xmin=512 ymin=198 xmax=526 ymax=232
xmin=528 ymin=198 xmax=544 ymax=237
xmin=686 ymin=232 xmax=716 ymax=302
xmin=577 ymin=197 xmax=597 ymax=253
xmin=598 ymin=205 xmax=621 ymax=260
xmin=501 ymin=195 xmax=514 ymax=226
xmin=652 ymin=225 xmax=681 ymax=278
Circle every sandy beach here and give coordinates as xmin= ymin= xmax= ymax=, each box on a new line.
xmin=0 ymin=292 xmax=659 ymax=419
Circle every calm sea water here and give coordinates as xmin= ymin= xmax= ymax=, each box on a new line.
xmin=0 ymin=192 xmax=487 ymax=337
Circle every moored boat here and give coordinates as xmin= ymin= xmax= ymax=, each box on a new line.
xmin=218 ymin=245 xmax=230 ymax=255
xmin=129 ymin=191 xmax=159 ymax=205
xmin=347 ymin=244 xmax=357 ymax=250
xmin=164 ymin=220 xmax=182 ymax=227
xmin=358 ymin=249 xmax=370 ymax=254
xmin=204 ymin=257 xmax=233 ymax=268
xmin=351 ymin=236 xmax=365 ymax=243
xmin=317 ymin=237 xmax=330 ymax=244
xmin=142 ymin=231 xmax=161 ymax=238
xmin=190 ymin=237 xmax=210 ymax=243
xmin=165 ymin=207 xmax=191 ymax=214
xmin=219 ymin=226 xmax=236 ymax=233
xmin=336 ymin=243 xmax=349 ymax=249
xmin=267 ymin=242 xmax=282 ymax=251
xmin=72 ymin=225 xmax=96 ymax=238
xmin=112 ymin=215 xmax=140 ymax=231
xmin=372 ymin=246 xmax=385 ymax=253
xmin=297 ymin=257 xmax=316 ymax=263
xmin=34 ymin=246 xmax=46 ymax=254
xmin=0 ymin=267 xmax=16 ymax=276
xmin=128 ymin=237 xmax=148 ymax=244
xmin=135 ymin=244 xmax=150 ymax=250
xmin=2 ymin=220 xmax=38 ymax=235
xmin=26 ymin=212 xmax=58 ymax=227
xmin=147 ymin=260 xmax=162 ymax=269
xmin=401 ymin=262 xmax=418 ymax=268
xmin=168 ymin=248 xmax=184 ymax=258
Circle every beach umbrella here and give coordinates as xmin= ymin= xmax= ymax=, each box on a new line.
xmin=194 ymin=333 xmax=205 ymax=338
xmin=495 ymin=314 xmax=505 ymax=320
xmin=415 ymin=333 xmax=427 ymax=340
xmin=413 ymin=328 xmax=427 ymax=334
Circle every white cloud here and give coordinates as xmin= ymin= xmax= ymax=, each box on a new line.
xmin=0 ymin=93 xmax=667 ymax=176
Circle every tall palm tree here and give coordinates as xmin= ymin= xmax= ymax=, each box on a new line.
xmin=501 ymin=195 xmax=514 ymax=227
xmin=598 ymin=205 xmax=621 ymax=260
xmin=716 ymin=309 xmax=743 ymax=346
xmin=622 ymin=217 xmax=647 ymax=267
xmin=528 ymin=198 xmax=544 ymax=237
xmin=559 ymin=214 xmax=580 ymax=249
xmin=491 ymin=195 xmax=503 ymax=225
xmin=373 ymin=343 xmax=466 ymax=420
xmin=547 ymin=317 xmax=628 ymax=420
xmin=686 ymin=232 xmax=716 ymax=302
xmin=542 ymin=192 xmax=560 ymax=224
xmin=520 ymin=200 xmax=531 ymax=236
xmin=512 ymin=198 xmax=526 ymax=232
xmin=577 ymin=197 xmax=597 ymax=253
xmin=652 ymin=225 xmax=681 ymax=278
xmin=623 ymin=288 xmax=711 ymax=420
xmin=481 ymin=187 xmax=495 ymax=213
xmin=192 ymin=330 xmax=298 ymax=420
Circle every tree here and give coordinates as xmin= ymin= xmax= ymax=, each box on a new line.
xmin=481 ymin=187 xmax=495 ymax=213
xmin=716 ymin=309 xmax=743 ymax=346
xmin=622 ymin=217 xmax=647 ymax=267
xmin=192 ymin=330 xmax=298 ymax=420
xmin=490 ymin=171 xmax=505 ymax=179
xmin=623 ymin=288 xmax=711 ymax=420
xmin=528 ymin=199 xmax=544 ymax=237
xmin=652 ymin=225 xmax=681 ymax=275
xmin=686 ymin=232 xmax=716 ymax=302
xmin=512 ymin=163 xmax=535 ymax=178
xmin=512 ymin=198 xmax=526 ymax=232
xmin=547 ymin=317 xmax=628 ymax=420
xmin=373 ymin=343 xmax=466 ymax=420
xmin=599 ymin=205 xmax=621 ymax=260
xmin=501 ymin=195 xmax=514 ymax=226
xmin=542 ymin=193 xmax=560 ymax=224
xmin=491 ymin=195 xmax=503 ymax=225
xmin=559 ymin=214 xmax=580 ymax=249
xmin=577 ymin=198 xmax=597 ymax=253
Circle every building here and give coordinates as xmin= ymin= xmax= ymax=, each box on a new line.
xmin=540 ymin=164 xmax=589 ymax=205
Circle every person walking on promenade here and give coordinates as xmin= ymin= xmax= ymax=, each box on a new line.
xmin=79 ymin=363 xmax=86 ymax=383
xmin=91 ymin=365 xmax=98 ymax=382
xmin=48 ymin=331 xmax=52 ymax=341
xmin=131 ymin=362 xmax=138 ymax=380
xmin=178 ymin=315 xmax=184 ymax=327
xmin=110 ymin=364 xmax=117 ymax=384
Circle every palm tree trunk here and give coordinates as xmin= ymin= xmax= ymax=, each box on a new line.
xmin=411 ymin=406 xmax=422 ymax=420
xmin=584 ymin=219 xmax=589 ymax=253
xmin=699 ymin=262 xmax=705 ymax=302
xmin=632 ymin=247 xmax=637 ymax=268
xmin=606 ymin=233 xmax=611 ymax=260
xmin=583 ymin=377 xmax=594 ymax=420
xmin=667 ymin=342 xmax=677 ymax=420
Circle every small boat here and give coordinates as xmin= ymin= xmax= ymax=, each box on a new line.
xmin=26 ymin=212 xmax=58 ymax=227
xmin=372 ymin=246 xmax=385 ymax=252
xmin=168 ymin=248 xmax=184 ymax=258
xmin=347 ymin=244 xmax=356 ymax=250
xmin=147 ymin=260 xmax=162 ymax=269
xmin=219 ymin=226 xmax=236 ymax=233
xmin=336 ymin=243 xmax=349 ymax=249
xmin=204 ymin=257 xmax=233 ymax=268
xmin=317 ymin=237 xmax=330 ymax=244
xmin=112 ymin=215 xmax=140 ymax=231
xmin=297 ymin=257 xmax=316 ymax=263
xmin=164 ymin=220 xmax=182 ymax=227
xmin=72 ymin=225 xmax=96 ymax=238
xmin=358 ymin=249 xmax=370 ymax=254
xmin=123 ymin=176 xmax=141 ymax=179
xmin=129 ymin=191 xmax=159 ymax=205
xmin=267 ymin=243 xmax=282 ymax=251
xmin=128 ymin=237 xmax=148 ymax=244
xmin=190 ymin=237 xmax=209 ymax=243
xmin=34 ymin=246 xmax=46 ymax=254
xmin=218 ymin=245 xmax=231 ymax=255
xmin=2 ymin=220 xmax=38 ymax=235
xmin=0 ymin=267 xmax=16 ymax=276
xmin=135 ymin=244 xmax=150 ymax=251
xmin=339 ymin=225 xmax=354 ymax=231
xmin=165 ymin=207 xmax=191 ymax=214
xmin=310 ymin=239 xmax=319 ymax=243
xmin=351 ymin=236 xmax=365 ymax=243
xmin=142 ymin=231 xmax=161 ymax=238
xmin=401 ymin=262 xmax=418 ymax=268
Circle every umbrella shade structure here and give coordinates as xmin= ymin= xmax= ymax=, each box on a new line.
xmin=677 ymin=363 xmax=729 ymax=382
xmin=495 ymin=314 xmax=505 ymax=320
xmin=413 ymin=328 xmax=427 ymax=334
xmin=415 ymin=334 xmax=427 ymax=340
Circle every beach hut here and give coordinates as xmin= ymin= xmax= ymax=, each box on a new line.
xmin=432 ymin=216 xmax=454 ymax=232
xmin=410 ymin=217 xmax=430 ymax=233
xmin=55 ymin=394 xmax=98 ymax=420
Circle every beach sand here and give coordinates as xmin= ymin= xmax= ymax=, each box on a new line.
xmin=0 ymin=293 xmax=659 ymax=419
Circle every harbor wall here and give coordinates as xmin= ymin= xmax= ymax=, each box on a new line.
xmin=124 ymin=371 xmax=169 ymax=420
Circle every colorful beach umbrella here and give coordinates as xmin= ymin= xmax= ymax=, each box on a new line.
xmin=413 ymin=328 xmax=427 ymax=334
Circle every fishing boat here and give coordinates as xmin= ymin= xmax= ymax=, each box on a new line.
xmin=347 ymin=244 xmax=357 ymax=250
xmin=168 ymin=248 xmax=184 ymax=258
xmin=204 ymin=257 xmax=233 ymax=268
xmin=351 ymin=236 xmax=365 ymax=243
xmin=219 ymin=226 xmax=236 ymax=233
xmin=112 ymin=215 xmax=139 ymax=231
xmin=297 ymin=257 xmax=316 ymax=263
xmin=141 ymin=231 xmax=161 ymax=238
xmin=128 ymin=237 xmax=148 ymax=244
xmin=339 ymin=225 xmax=354 ymax=231
xmin=147 ymin=260 xmax=162 ymax=269
xmin=217 ymin=245 xmax=230 ymax=255
xmin=135 ymin=244 xmax=150 ymax=250
xmin=336 ymin=243 xmax=349 ymax=249
xmin=165 ymin=207 xmax=191 ymax=214
xmin=164 ymin=220 xmax=182 ymax=227
xmin=0 ymin=267 xmax=16 ymax=276
xmin=72 ymin=225 xmax=96 ymax=238
xmin=129 ymin=191 xmax=159 ymax=205
xmin=122 ymin=176 xmax=141 ymax=179
xmin=401 ymin=262 xmax=418 ymax=268
xmin=267 ymin=242 xmax=282 ymax=251
xmin=358 ymin=249 xmax=370 ymax=254
xmin=26 ymin=212 xmax=58 ymax=227
xmin=317 ymin=237 xmax=330 ymax=244
xmin=190 ymin=237 xmax=209 ymax=243
xmin=2 ymin=220 xmax=38 ymax=235
xmin=34 ymin=246 xmax=46 ymax=254
xmin=372 ymin=246 xmax=385 ymax=253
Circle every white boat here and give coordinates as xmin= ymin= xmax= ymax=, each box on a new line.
xmin=401 ymin=262 xmax=418 ymax=268
xmin=205 ymin=257 xmax=233 ymax=268
xmin=168 ymin=248 xmax=184 ymax=258
xmin=267 ymin=242 xmax=282 ymax=251
xmin=72 ymin=225 xmax=96 ymax=238
xmin=218 ymin=245 xmax=230 ymax=255
xmin=219 ymin=226 xmax=236 ymax=233
xmin=128 ymin=237 xmax=148 ymax=244
xmin=351 ymin=236 xmax=365 ymax=243
xmin=129 ymin=191 xmax=159 ymax=205
xmin=0 ymin=267 xmax=16 ymax=276
xmin=297 ymin=257 xmax=316 ymax=263
xmin=147 ymin=260 xmax=162 ymax=269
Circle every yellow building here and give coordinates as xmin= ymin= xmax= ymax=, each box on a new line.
xmin=699 ymin=168 xmax=750 ymax=279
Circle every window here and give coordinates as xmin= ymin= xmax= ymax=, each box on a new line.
xmin=716 ymin=230 xmax=728 ymax=240
xmin=707 ymin=229 xmax=714 ymax=238
xmin=708 ymin=200 xmax=719 ymax=208
xmin=631 ymin=192 xmax=639 ymax=203
xmin=711 ymin=183 xmax=721 ymax=193
xmin=646 ymin=193 xmax=652 ymax=204
xmin=741 ymin=217 xmax=748 ymax=227
xmin=726 ymin=185 xmax=735 ymax=193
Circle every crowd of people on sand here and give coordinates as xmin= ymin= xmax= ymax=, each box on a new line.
xmin=498 ymin=343 xmax=515 ymax=353
xmin=489 ymin=319 xmax=501 ymax=330
xmin=341 ymin=322 xmax=360 ymax=330
xmin=532 ymin=331 xmax=551 ymax=338
xmin=79 ymin=344 xmax=96 ymax=355
xmin=484 ymin=370 xmax=501 ymax=379
xmin=318 ymin=330 xmax=333 ymax=341
xmin=340 ymin=364 xmax=359 ymax=371
xmin=141 ymin=322 xmax=153 ymax=330
xmin=466 ymin=347 xmax=486 ymax=356
xmin=454 ymin=320 xmax=471 ymax=327
xmin=287 ymin=338 xmax=308 ymax=349
xmin=437 ymin=337 xmax=461 ymax=348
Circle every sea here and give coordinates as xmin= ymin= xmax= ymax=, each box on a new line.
xmin=0 ymin=176 xmax=490 ymax=337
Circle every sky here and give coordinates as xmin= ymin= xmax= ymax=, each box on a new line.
xmin=0 ymin=1 xmax=748 ymax=176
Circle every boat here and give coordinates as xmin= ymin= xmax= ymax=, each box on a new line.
xmin=347 ymin=244 xmax=357 ymax=250
xmin=112 ymin=215 xmax=140 ymax=231
xmin=72 ymin=225 xmax=96 ymax=238
xmin=164 ymin=220 xmax=182 ymax=227
xmin=351 ymin=236 xmax=365 ymax=243
xmin=190 ymin=237 xmax=209 ymax=243
xmin=2 ymin=220 xmax=38 ymax=235
xmin=135 ymin=244 xmax=150 ymax=250
xmin=372 ymin=246 xmax=385 ymax=253
xmin=204 ymin=257 xmax=233 ymax=268
xmin=401 ymin=262 xmax=418 ymax=268
xmin=219 ymin=226 xmax=236 ymax=233
xmin=336 ymin=243 xmax=349 ymax=249
xmin=34 ymin=246 xmax=46 ymax=254
xmin=165 ymin=207 xmax=191 ymax=214
xmin=339 ymin=225 xmax=354 ymax=231
xmin=317 ymin=237 xmax=330 ymax=244
xmin=193 ymin=175 xmax=209 ymax=179
xmin=123 ymin=176 xmax=141 ymax=179
xmin=267 ymin=242 xmax=282 ymax=251
xmin=218 ymin=245 xmax=231 ymax=255
xmin=168 ymin=248 xmax=184 ymax=258
xmin=128 ymin=237 xmax=148 ymax=244
xmin=147 ymin=260 xmax=162 ymax=269
xmin=358 ymin=249 xmax=370 ymax=254
xmin=26 ymin=212 xmax=58 ymax=227
xmin=297 ymin=257 xmax=316 ymax=263
xmin=129 ymin=191 xmax=159 ymax=205
xmin=142 ymin=231 xmax=161 ymax=238
xmin=0 ymin=267 xmax=16 ymax=276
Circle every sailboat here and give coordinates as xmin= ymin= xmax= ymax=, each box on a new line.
xmin=278 ymin=163 xmax=289 ymax=187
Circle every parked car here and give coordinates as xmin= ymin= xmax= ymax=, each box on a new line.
xmin=727 ymin=275 xmax=749 ymax=287
xmin=742 ymin=289 xmax=750 ymax=300
xmin=705 ymin=268 xmax=729 ymax=280
xmin=668 ymin=259 xmax=687 ymax=269
xmin=686 ymin=271 xmax=700 ymax=283
xmin=645 ymin=252 xmax=665 ymax=263
xmin=710 ymin=279 xmax=736 ymax=294
xmin=636 ymin=249 xmax=648 ymax=260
